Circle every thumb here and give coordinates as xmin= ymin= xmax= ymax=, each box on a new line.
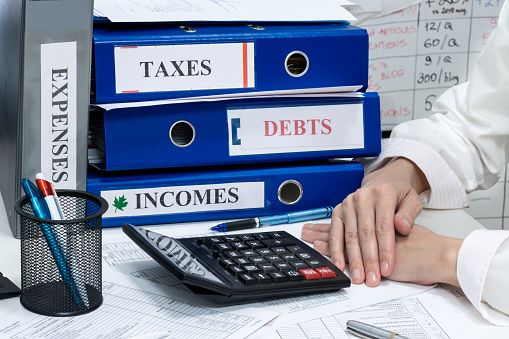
xmin=394 ymin=191 xmax=423 ymax=235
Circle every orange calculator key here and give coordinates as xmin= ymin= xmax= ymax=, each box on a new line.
xmin=315 ymin=267 xmax=337 ymax=278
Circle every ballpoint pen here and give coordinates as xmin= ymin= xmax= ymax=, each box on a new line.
xmin=210 ymin=206 xmax=334 ymax=232
xmin=21 ymin=178 xmax=84 ymax=308
xmin=346 ymin=320 xmax=410 ymax=339
xmin=35 ymin=173 xmax=66 ymax=220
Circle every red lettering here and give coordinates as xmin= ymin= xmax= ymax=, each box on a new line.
xmin=321 ymin=119 xmax=332 ymax=135
xmin=294 ymin=120 xmax=306 ymax=135
xmin=280 ymin=120 xmax=291 ymax=136
xmin=307 ymin=119 xmax=320 ymax=135
xmin=264 ymin=121 xmax=278 ymax=136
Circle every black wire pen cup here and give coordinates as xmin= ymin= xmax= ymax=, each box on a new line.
xmin=15 ymin=190 xmax=108 ymax=316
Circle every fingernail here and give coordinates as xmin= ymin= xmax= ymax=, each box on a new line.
xmin=351 ymin=269 xmax=361 ymax=281
xmin=381 ymin=261 xmax=389 ymax=275
xmin=334 ymin=261 xmax=342 ymax=269
xmin=301 ymin=228 xmax=311 ymax=235
xmin=403 ymin=218 xmax=411 ymax=228
xmin=314 ymin=240 xmax=323 ymax=247
xmin=367 ymin=271 xmax=376 ymax=285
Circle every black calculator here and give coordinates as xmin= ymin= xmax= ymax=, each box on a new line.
xmin=123 ymin=223 xmax=350 ymax=305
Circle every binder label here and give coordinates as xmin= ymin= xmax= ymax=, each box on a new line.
xmin=114 ymin=43 xmax=255 ymax=94
xmin=101 ymin=182 xmax=264 ymax=218
xmin=228 ymin=103 xmax=365 ymax=156
xmin=40 ymin=42 xmax=78 ymax=189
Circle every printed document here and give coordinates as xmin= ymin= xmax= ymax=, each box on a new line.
xmin=94 ymin=0 xmax=357 ymax=23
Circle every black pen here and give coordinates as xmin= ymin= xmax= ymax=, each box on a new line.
xmin=210 ymin=206 xmax=333 ymax=232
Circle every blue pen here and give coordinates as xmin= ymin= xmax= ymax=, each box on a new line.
xmin=21 ymin=179 xmax=84 ymax=308
xmin=211 ymin=206 xmax=334 ymax=232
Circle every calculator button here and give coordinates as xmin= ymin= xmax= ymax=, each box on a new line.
xmin=242 ymin=264 xmax=262 ymax=274
xmin=315 ymin=267 xmax=337 ymax=278
xmin=272 ymin=247 xmax=289 ymax=255
xmin=222 ymin=236 xmax=240 ymax=242
xmin=245 ymin=241 xmax=264 ymax=249
xmin=250 ymin=256 xmax=268 ymax=265
xmin=253 ymin=233 xmax=272 ymax=240
xmin=266 ymin=255 xmax=283 ymax=263
xmin=228 ymin=266 xmax=245 ymax=275
xmin=240 ymin=249 xmax=258 ymax=257
xmin=239 ymin=274 xmax=257 ymax=285
xmin=256 ymin=248 xmax=274 ymax=256
xmin=287 ymin=246 xmax=305 ymax=253
xmin=258 ymin=264 xmax=277 ymax=273
xmin=285 ymin=270 xmax=305 ymax=281
xmin=274 ymin=262 xmax=292 ymax=271
xmin=253 ymin=272 xmax=271 ymax=284
xmin=213 ymin=243 xmax=233 ymax=252
xmin=281 ymin=254 xmax=298 ymax=261
xmin=296 ymin=252 xmax=313 ymax=260
xmin=290 ymin=262 xmax=309 ymax=270
xmin=299 ymin=269 xmax=321 ymax=280
xmin=269 ymin=272 xmax=289 ymax=282
xmin=305 ymin=259 xmax=323 ymax=268
xmin=267 ymin=232 xmax=285 ymax=238
xmin=233 ymin=257 xmax=250 ymax=265
xmin=238 ymin=235 xmax=255 ymax=241
xmin=205 ymin=237 xmax=224 ymax=247
xmin=223 ymin=251 xmax=242 ymax=258
xmin=262 ymin=238 xmax=295 ymax=247
xmin=231 ymin=242 xmax=249 ymax=250
xmin=219 ymin=258 xmax=235 ymax=268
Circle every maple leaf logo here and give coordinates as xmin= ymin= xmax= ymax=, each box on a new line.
xmin=113 ymin=195 xmax=128 ymax=213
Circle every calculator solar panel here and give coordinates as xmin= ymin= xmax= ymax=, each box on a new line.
xmin=123 ymin=223 xmax=350 ymax=305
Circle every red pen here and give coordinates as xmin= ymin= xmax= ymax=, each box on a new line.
xmin=35 ymin=173 xmax=66 ymax=220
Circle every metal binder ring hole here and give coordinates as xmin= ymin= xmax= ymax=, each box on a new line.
xmin=285 ymin=51 xmax=309 ymax=77
xmin=169 ymin=121 xmax=195 ymax=147
xmin=278 ymin=180 xmax=303 ymax=206
xmin=179 ymin=26 xmax=196 ymax=33
xmin=247 ymin=24 xmax=265 ymax=30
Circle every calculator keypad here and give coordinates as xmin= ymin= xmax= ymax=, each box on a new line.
xmin=196 ymin=232 xmax=336 ymax=285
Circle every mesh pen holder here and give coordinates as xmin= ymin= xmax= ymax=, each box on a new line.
xmin=15 ymin=189 xmax=108 ymax=316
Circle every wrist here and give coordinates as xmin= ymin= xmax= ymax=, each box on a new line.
xmin=436 ymin=236 xmax=463 ymax=287
xmin=389 ymin=158 xmax=430 ymax=194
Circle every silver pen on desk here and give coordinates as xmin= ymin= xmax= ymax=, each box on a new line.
xmin=346 ymin=320 xmax=410 ymax=339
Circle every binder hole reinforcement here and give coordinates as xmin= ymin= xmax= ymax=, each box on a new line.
xmin=285 ymin=51 xmax=309 ymax=77
xmin=179 ymin=26 xmax=196 ymax=33
xmin=278 ymin=180 xmax=303 ymax=205
xmin=169 ymin=121 xmax=195 ymax=147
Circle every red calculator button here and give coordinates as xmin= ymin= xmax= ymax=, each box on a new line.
xmin=315 ymin=267 xmax=336 ymax=278
xmin=298 ymin=268 xmax=321 ymax=280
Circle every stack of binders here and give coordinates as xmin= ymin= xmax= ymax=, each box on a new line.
xmin=87 ymin=21 xmax=381 ymax=227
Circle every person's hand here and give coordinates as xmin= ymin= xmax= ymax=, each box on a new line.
xmin=302 ymin=157 xmax=430 ymax=287
xmin=301 ymin=223 xmax=462 ymax=287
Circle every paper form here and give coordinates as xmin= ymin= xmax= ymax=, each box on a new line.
xmin=94 ymin=0 xmax=357 ymax=23
xmin=0 ymin=270 xmax=278 ymax=339
xmin=276 ymin=285 xmax=509 ymax=338
xmin=102 ymin=221 xmax=433 ymax=327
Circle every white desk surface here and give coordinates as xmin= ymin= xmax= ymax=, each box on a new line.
xmin=0 ymin=188 xmax=483 ymax=288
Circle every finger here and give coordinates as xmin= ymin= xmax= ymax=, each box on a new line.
xmin=354 ymin=192 xmax=381 ymax=287
xmin=301 ymin=225 xmax=331 ymax=244
xmin=374 ymin=197 xmax=397 ymax=278
xmin=313 ymin=240 xmax=331 ymax=256
xmin=302 ymin=222 xmax=332 ymax=233
xmin=340 ymin=197 xmax=365 ymax=284
xmin=394 ymin=190 xmax=423 ymax=235
xmin=329 ymin=204 xmax=347 ymax=272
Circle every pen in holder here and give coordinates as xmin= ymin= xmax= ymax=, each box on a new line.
xmin=15 ymin=189 xmax=108 ymax=316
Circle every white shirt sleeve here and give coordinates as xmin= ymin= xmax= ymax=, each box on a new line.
xmin=458 ymin=230 xmax=509 ymax=326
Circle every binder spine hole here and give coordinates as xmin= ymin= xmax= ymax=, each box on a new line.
xmin=247 ymin=24 xmax=265 ymax=30
xmin=278 ymin=180 xmax=303 ymax=206
xmin=169 ymin=121 xmax=195 ymax=147
xmin=179 ymin=26 xmax=196 ymax=33
xmin=285 ymin=51 xmax=309 ymax=77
